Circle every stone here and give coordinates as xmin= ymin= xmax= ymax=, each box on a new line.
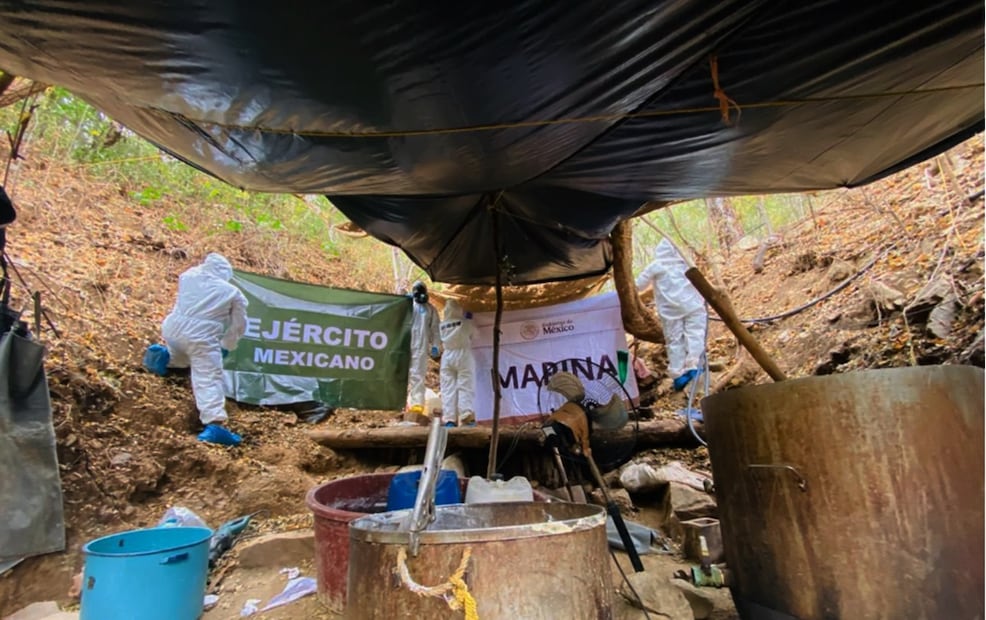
xmin=613 ymin=596 xmax=649 ymax=620
xmin=610 ymin=488 xmax=635 ymax=514
xmin=736 ymin=235 xmax=761 ymax=251
xmin=236 ymin=530 xmax=315 ymax=569
xmin=927 ymin=296 xmax=958 ymax=338
xmin=4 ymin=602 xmax=60 ymax=620
xmin=671 ymin=580 xmax=716 ymax=619
xmin=866 ymin=281 xmax=905 ymax=313
xmin=826 ymin=258 xmax=854 ymax=282
xmin=619 ymin=572 xmax=693 ymax=620
xmin=603 ymin=468 xmax=623 ymax=489
xmin=668 ymin=482 xmax=717 ymax=520
xmin=109 ymin=450 xmax=133 ymax=466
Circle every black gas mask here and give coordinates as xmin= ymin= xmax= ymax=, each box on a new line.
xmin=411 ymin=281 xmax=428 ymax=304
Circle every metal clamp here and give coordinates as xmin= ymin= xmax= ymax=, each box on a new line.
xmin=402 ymin=416 xmax=448 ymax=556
xmin=747 ymin=463 xmax=807 ymax=492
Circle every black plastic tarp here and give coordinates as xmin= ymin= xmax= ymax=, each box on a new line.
xmin=0 ymin=1 xmax=981 ymax=284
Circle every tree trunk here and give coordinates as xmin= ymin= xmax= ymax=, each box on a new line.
xmin=706 ymin=197 xmax=743 ymax=254
xmin=611 ymin=219 xmax=664 ymax=343
xmin=756 ymin=196 xmax=773 ymax=236
xmin=308 ymin=418 xmax=699 ymax=450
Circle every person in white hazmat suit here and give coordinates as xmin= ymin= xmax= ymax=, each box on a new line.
xmin=407 ymin=281 xmax=441 ymax=414
xmin=439 ymin=299 xmax=476 ymax=427
xmin=636 ymin=238 xmax=707 ymax=391
xmin=162 ymin=253 xmax=248 ymax=426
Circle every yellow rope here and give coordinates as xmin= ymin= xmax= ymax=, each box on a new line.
xmin=169 ymin=82 xmax=982 ymax=139
xmin=395 ymin=546 xmax=479 ymax=620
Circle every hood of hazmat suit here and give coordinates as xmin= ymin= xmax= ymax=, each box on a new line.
xmin=635 ymin=239 xmax=705 ymax=321
xmin=163 ymin=253 xmax=249 ymax=349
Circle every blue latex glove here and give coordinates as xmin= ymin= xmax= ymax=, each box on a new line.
xmin=430 ymin=345 xmax=440 ymax=359
xmin=464 ymin=311 xmax=473 ymax=319
xmin=221 ymin=348 xmax=229 ymax=359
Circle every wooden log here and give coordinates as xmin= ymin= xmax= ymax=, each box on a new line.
xmin=685 ymin=266 xmax=788 ymax=382
xmin=308 ymin=418 xmax=699 ymax=451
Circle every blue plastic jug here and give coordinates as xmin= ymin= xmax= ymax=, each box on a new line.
xmin=386 ymin=469 xmax=461 ymax=511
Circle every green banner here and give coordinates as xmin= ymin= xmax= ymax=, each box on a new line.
xmin=223 ymin=270 xmax=412 ymax=410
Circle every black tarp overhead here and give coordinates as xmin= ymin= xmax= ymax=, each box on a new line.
xmin=0 ymin=1 xmax=981 ymax=284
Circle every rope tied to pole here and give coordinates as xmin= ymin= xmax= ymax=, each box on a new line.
xmin=710 ymin=54 xmax=741 ymax=126
xmin=395 ymin=546 xmax=479 ymax=619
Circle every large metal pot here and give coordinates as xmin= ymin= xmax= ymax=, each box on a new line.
xmin=703 ymin=365 xmax=984 ymax=620
xmin=346 ymin=501 xmax=612 ymax=619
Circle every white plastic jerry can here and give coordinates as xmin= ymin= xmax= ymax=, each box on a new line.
xmin=464 ymin=475 xmax=534 ymax=504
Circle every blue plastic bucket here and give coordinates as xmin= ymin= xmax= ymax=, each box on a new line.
xmin=80 ymin=527 xmax=212 ymax=620
xmin=386 ymin=469 xmax=462 ymax=511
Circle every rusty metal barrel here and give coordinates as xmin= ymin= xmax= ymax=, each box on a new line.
xmin=346 ymin=501 xmax=612 ymax=619
xmin=703 ymin=365 xmax=984 ymax=620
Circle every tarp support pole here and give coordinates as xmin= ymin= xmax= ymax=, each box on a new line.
xmin=487 ymin=203 xmax=504 ymax=479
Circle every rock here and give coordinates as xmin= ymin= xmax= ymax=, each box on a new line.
xmin=736 ymin=235 xmax=761 ymax=251
xmin=826 ymin=258 xmax=854 ymax=282
xmin=5 ymin=602 xmax=60 ymax=620
xmin=619 ymin=573 xmax=693 ymax=620
xmin=707 ymin=359 xmax=726 ymax=372
xmin=927 ymin=296 xmax=958 ymax=338
xmin=866 ymin=281 xmax=905 ymax=314
xmin=609 ymin=488 xmax=635 ymax=514
xmin=613 ymin=596 xmax=650 ymax=619
xmin=671 ymin=580 xmax=716 ymax=619
xmin=109 ymin=450 xmax=133 ymax=466
xmin=588 ymin=487 xmax=633 ymax=513
xmin=236 ymin=530 xmax=315 ymax=569
xmin=668 ymin=482 xmax=717 ymax=520
xmin=603 ymin=468 xmax=623 ymax=489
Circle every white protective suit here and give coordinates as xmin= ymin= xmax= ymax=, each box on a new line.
xmin=439 ymin=300 xmax=476 ymax=425
xmin=407 ymin=299 xmax=440 ymax=411
xmin=635 ymin=239 xmax=707 ymax=379
xmin=162 ymin=253 xmax=248 ymax=425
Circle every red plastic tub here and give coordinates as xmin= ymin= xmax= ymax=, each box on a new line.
xmin=306 ymin=473 xmax=397 ymax=614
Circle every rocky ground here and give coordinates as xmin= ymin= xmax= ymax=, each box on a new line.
xmin=1 ymin=134 xmax=982 ymax=618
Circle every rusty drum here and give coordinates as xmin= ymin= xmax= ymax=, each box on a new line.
xmin=346 ymin=502 xmax=612 ymax=619
xmin=703 ymin=365 xmax=984 ymax=620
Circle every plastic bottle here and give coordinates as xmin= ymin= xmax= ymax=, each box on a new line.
xmin=464 ymin=475 xmax=534 ymax=504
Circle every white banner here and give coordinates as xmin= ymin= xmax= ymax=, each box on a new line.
xmin=471 ymin=292 xmax=637 ymax=424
